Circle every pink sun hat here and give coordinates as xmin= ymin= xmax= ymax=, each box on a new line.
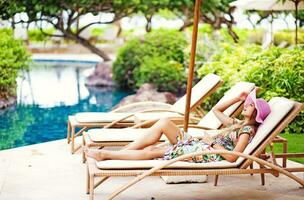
xmin=244 ymin=88 xmax=271 ymax=124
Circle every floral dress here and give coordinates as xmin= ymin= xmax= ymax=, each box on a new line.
xmin=163 ymin=125 xmax=255 ymax=163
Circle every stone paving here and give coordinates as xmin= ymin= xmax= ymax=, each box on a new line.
xmin=0 ymin=139 xmax=303 ymax=200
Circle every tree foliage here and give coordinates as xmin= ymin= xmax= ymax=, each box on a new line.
xmin=0 ymin=0 xmax=239 ymax=60
xmin=198 ymin=44 xmax=304 ymax=134
xmin=0 ymin=0 xmax=143 ymax=60
xmin=113 ymin=29 xmax=188 ymax=93
xmin=0 ymin=28 xmax=30 ymax=99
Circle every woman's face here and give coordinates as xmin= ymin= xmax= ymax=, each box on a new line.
xmin=242 ymin=103 xmax=256 ymax=118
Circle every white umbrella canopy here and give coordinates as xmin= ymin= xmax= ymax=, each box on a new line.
xmin=230 ymin=0 xmax=304 ymax=44
xmin=230 ymin=0 xmax=304 ymax=11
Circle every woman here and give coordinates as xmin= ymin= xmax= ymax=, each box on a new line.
xmin=85 ymin=88 xmax=270 ymax=163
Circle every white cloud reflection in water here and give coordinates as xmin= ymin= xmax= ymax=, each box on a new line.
xmin=17 ymin=62 xmax=94 ymax=108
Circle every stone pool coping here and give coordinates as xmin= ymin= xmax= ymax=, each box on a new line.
xmin=32 ymin=53 xmax=103 ymax=64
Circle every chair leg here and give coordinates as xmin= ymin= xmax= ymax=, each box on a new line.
xmin=82 ymin=136 xmax=86 ymax=163
xmin=250 ymin=163 xmax=253 ymax=176
xmin=83 ymin=151 xmax=87 ymax=163
xmin=260 ymin=148 xmax=266 ymax=185
xmin=214 ymin=175 xmax=219 ymax=186
xmin=283 ymin=141 xmax=287 ymax=168
xmin=67 ymin=119 xmax=71 ymax=144
xmin=260 ymin=165 xmax=265 ymax=186
xmin=89 ymin=174 xmax=94 ymax=200
xmin=86 ymin=167 xmax=90 ymax=194
xmin=71 ymin=126 xmax=75 ymax=154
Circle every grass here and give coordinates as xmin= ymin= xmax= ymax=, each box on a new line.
xmin=267 ymin=134 xmax=304 ymax=164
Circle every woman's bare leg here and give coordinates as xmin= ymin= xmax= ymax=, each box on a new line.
xmin=123 ymin=118 xmax=181 ymax=150
xmin=85 ymin=146 xmax=167 ymax=161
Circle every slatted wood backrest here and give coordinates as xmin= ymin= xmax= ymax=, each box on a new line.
xmin=171 ymin=74 xmax=223 ymax=113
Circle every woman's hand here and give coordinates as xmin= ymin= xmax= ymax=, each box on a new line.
xmin=213 ymin=90 xmax=249 ymax=127
xmin=237 ymin=91 xmax=249 ymax=101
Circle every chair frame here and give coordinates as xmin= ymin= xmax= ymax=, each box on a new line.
xmin=82 ymin=99 xmax=245 ymax=163
xmin=86 ymin=101 xmax=303 ymax=200
xmin=67 ymin=80 xmax=223 ymax=153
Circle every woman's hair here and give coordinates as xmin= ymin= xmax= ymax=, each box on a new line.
xmin=249 ymin=109 xmax=258 ymax=124
xmin=212 ymin=108 xmax=258 ymax=139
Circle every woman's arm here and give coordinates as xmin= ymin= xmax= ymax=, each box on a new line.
xmin=212 ymin=92 xmax=248 ymax=126
xmin=212 ymin=133 xmax=250 ymax=162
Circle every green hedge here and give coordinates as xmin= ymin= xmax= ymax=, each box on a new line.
xmin=112 ymin=39 xmax=144 ymax=89
xmin=198 ymin=44 xmax=304 ymax=134
xmin=0 ymin=28 xmax=31 ymax=99
xmin=28 ymin=28 xmax=55 ymax=42
xmin=134 ymin=56 xmax=185 ymax=92
xmin=194 ymin=25 xmax=303 ymax=46
xmin=274 ymin=30 xmax=304 ymax=46
xmin=113 ymin=29 xmax=188 ymax=93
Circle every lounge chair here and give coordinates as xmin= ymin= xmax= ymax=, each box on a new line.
xmin=82 ymin=82 xmax=256 ymax=162
xmin=67 ymin=74 xmax=223 ymax=153
xmin=86 ymin=97 xmax=303 ymax=200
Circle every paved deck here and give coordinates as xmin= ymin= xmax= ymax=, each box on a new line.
xmin=0 ymin=139 xmax=303 ymax=200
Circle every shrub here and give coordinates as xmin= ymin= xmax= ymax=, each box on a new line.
xmin=143 ymin=30 xmax=187 ymax=63
xmin=198 ymin=44 xmax=304 ymax=134
xmin=0 ymin=29 xmax=31 ymax=99
xmin=91 ymin=27 xmax=106 ymax=37
xmin=113 ymin=29 xmax=188 ymax=93
xmin=198 ymin=43 xmax=262 ymax=109
xmin=274 ymin=30 xmax=304 ymax=46
xmin=219 ymin=27 xmax=249 ymax=44
xmin=112 ymin=39 xmax=145 ymax=89
xmin=245 ymin=47 xmax=304 ymax=134
xmin=247 ymin=29 xmax=264 ymax=45
xmin=28 ymin=28 xmax=55 ymax=42
xmin=134 ymin=56 xmax=185 ymax=93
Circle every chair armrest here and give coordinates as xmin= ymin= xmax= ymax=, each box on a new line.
xmin=105 ymin=109 xmax=199 ymax=129
xmin=111 ymin=101 xmax=172 ymax=113
xmin=104 ymin=109 xmax=181 ymax=128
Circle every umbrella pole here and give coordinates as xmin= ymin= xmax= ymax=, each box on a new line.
xmin=183 ymin=0 xmax=202 ymax=133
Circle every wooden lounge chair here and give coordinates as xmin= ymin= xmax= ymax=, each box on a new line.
xmin=82 ymin=82 xmax=256 ymax=162
xmin=86 ymin=97 xmax=303 ymax=200
xmin=67 ymin=74 xmax=223 ymax=153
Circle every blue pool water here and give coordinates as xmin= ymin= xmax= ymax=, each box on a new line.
xmin=0 ymin=62 xmax=132 ymax=150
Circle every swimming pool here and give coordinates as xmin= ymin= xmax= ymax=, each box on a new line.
xmin=0 ymin=62 xmax=132 ymax=150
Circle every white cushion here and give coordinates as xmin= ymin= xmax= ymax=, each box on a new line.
xmin=235 ymin=97 xmax=294 ymax=164
xmin=133 ymin=112 xmax=182 ymax=122
xmin=171 ymin=74 xmax=222 ymax=113
xmin=95 ymin=97 xmax=295 ymax=170
xmin=96 ymin=159 xmax=237 ymax=169
xmin=198 ymin=82 xmax=255 ymax=129
xmin=75 ymin=112 xmax=135 ymax=123
xmin=88 ymin=128 xmax=167 ymax=142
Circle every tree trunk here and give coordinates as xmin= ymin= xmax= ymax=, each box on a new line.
xmin=114 ymin=20 xmax=122 ymax=37
xmin=295 ymin=0 xmax=299 ymax=45
xmin=65 ymin=31 xmax=111 ymax=61
xmin=145 ymin=15 xmax=153 ymax=32
xmin=179 ymin=19 xmax=193 ymax=31
xmin=227 ymin=26 xmax=239 ymax=43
